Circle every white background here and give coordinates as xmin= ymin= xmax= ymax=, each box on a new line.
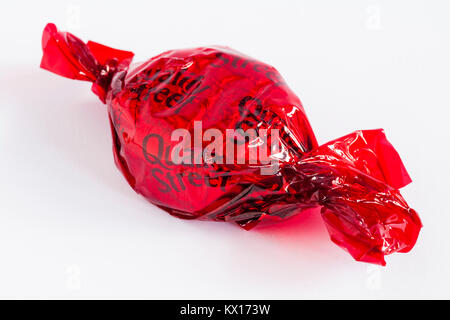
xmin=0 ymin=0 xmax=449 ymax=299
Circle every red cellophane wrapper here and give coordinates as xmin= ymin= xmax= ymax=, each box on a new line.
xmin=40 ymin=23 xmax=422 ymax=265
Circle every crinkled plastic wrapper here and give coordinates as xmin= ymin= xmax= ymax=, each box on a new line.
xmin=40 ymin=23 xmax=421 ymax=265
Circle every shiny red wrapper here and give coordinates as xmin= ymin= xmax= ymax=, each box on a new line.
xmin=40 ymin=23 xmax=421 ymax=265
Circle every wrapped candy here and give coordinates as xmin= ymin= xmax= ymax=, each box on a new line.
xmin=40 ymin=23 xmax=421 ymax=265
